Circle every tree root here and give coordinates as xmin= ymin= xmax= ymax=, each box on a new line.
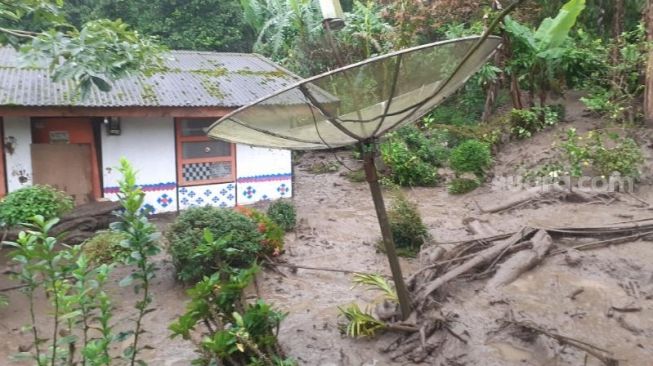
xmin=503 ymin=317 xmax=620 ymax=365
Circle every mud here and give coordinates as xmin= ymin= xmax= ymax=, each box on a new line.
xmin=2 ymin=95 xmax=653 ymax=365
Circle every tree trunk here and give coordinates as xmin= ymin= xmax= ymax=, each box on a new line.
xmin=612 ymin=0 xmax=625 ymax=65
xmin=502 ymin=32 xmax=523 ymax=110
xmin=645 ymin=0 xmax=653 ymax=126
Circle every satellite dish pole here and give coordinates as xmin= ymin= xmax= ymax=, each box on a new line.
xmin=318 ymin=0 xmax=413 ymax=320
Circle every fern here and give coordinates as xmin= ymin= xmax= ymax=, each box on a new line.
xmin=351 ymin=273 xmax=398 ymax=302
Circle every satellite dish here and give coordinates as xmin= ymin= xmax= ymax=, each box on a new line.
xmin=208 ymin=34 xmax=502 ymax=320
xmin=208 ymin=36 xmax=501 ymax=150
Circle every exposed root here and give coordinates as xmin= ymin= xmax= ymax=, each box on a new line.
xmin=386 ymin=218 xmax=653 ymax=362
xmin=486 ymin=230 xmax=553 ymax=289
xmin=503 ymin=317 xmax=620 ymax=365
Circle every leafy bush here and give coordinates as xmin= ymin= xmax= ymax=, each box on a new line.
xmin=448 ymin=178 xmax=481 ymax=195
xmin=559 ymin=128 xmax=643 ymax=179
xmin=510 ymin=106 xmax=561 ymax=139
xmin=166 ymin=206 xmax=263 ymax=282
xmin=387 ymin=192 xmax=429 ymax=257
xmin=0 ymin=185 xmax=73 ymax=227
xmin=82 ymin=231 xmax=129 ymax=264
xmin=380 ymin=126 xmax=448 ymax=187
xmin=449 ymin=140 xmax=492 ymax=178
xmin=587 ymin=131 xmax=643 ymax=178
xmin=235 ymin=206 xmax=285 ymax=257
xmin=266 ymin=200 xmax=297 ymax=232
xmin=580 ymin=25 xmax=647 ymax=123
xmin=169 ymin=266 xmax=293 ymax=365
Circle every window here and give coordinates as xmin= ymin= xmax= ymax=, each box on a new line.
xmin=176 ymin=118 xmax=235 ymax=186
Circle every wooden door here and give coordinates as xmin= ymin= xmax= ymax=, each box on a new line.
xmin=31 ymin=144 xmax=94 ymax=205
xmin=31 ymin=117 xmax=101 ymax=201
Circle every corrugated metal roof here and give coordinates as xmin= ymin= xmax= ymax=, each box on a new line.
xmin=0 ymin=48 xmax=302 ymax=108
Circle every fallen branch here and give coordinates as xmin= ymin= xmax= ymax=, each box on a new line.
xmin=486 ymin=230 xmax=552 ymax=289
xmin=477 ymin=184 xmax=615 ymax=213
xmin=504 ymin=318 xmax=619 ymax=366
xmin=266 ymin=261 xmax=377 ymax=276
xmin=414 ymin=227 xmax=536 ymax=305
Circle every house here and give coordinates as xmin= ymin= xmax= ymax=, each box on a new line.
xmin=0 ymin=47 xmax=294 ymax=213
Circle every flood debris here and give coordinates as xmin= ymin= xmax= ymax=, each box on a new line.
xmin=387 ymin=218 xmax=653 ymax=362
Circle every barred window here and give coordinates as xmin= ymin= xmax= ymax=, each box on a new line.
xmin=176 ymin=118 xmax=235 ymax=186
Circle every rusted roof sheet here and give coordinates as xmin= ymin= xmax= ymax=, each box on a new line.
xmin=0 ymin=48 xmax=302 ymax=108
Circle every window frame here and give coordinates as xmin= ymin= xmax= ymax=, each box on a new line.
xmin=175 ymin=118 xmax=236 ymax=187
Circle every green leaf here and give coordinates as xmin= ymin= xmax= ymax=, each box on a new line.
xmin=534 ymin=0 xmax=586 ymax=50
xmin=91 ymin=76 xmax=113 ymax=92
xmin=503 ymin=16 xmax=536 ymax=51
xmin=119 ymin=274 xmax=134 ymax=287
xmin=60 ymin=310 xmax=83 ymax=321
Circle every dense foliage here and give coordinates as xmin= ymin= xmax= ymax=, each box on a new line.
xmin=235 ymin=205 xmax=285 ymax=257
xmin=380 ymin=126 xmax=448 ymax=187
xmin=387 ymin=192 xmax=429 ymax=257
xmin=62 ymin=0 xmax=255 ymax=52
xmin=169 ymin=266 xmax=293 ymax=365
xmin=82 ymin=231 xmax=130 ymax=264
xmin=166 ymin=206 xmax=264 ymax=282
xmin=1 ymin=1 xmax=162 ymax=97
xmin=0 ymin=185 xmax=73 ymax=227
xmin=4 ymin=159 xmax=160 ymax=366
xmin=267 ymin=200 xmax=297 ymax=231
xmin=449 ymin=140 xmax=493 ymax=178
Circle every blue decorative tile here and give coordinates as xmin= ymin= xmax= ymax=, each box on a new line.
xmin=227 ymin=184 xmax=235 ymax=191
xmin=141 ymin=204 xmax=156 ymax=215
xmin=243 ymin=186 xmax=256 ymax=199
xmin=157 ymin=193 xmax=173 ymax=207
xmin=179 ymin=187 xmax=188 ymax=195
xmin=277 ymin=183 xmax=289 ymax=196
xmin=181 ymin=197 xmax=189 ymax=205
xmin=227 ymin=194 xmax=234 ymax=201
xmin=219 ymin=202 xmax=228 ymax=208
xmin=220 ymin=189 xmax=228 ymax=196
xmin=204 ymin=189 xmax=212 ymax=197
xmin=195 ymin=197 xmax=204 ymax=205
xmin=212 ymin=196 xmax=220 ymax=203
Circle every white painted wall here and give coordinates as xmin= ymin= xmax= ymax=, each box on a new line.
xmin=3 ymin=117 xmax=33 ymax=192
xmin=236 ymin=145 xmax=291 ymax=178
xmin=101 ymin=117 xmax=178 ymax=213
xmin=236 ymin=145 xmax=292 ymax=205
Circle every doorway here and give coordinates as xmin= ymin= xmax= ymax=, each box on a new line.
xmin=31 ymin=118 xmax=101 ymax=205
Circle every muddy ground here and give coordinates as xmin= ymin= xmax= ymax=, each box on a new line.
xmin=2 ymin=96 xmax=653 ymax=365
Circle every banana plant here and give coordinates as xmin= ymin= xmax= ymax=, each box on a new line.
xmin=504 ymin=0 xmax=586 ymax=107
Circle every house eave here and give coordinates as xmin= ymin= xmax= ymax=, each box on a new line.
xmin=0 ymin=106 xmax=236 ymax=118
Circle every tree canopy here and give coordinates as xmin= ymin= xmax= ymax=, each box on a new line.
xmin=62 ymin=0 xmax=256 ymax=52
xmin=0 ymin=0 xmax=162 ymax=98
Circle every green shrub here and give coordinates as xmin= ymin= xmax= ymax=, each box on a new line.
xmin=449 ymin=140 xmax=492 ymax=178
xmin=82 ymin=231 xmax=129 ymax=264
xmin=166 ymin=206 xmax=263 ymax=282
xmin=587 ymin=131 xmax=643 ymax=178
xmin=0 ymin=185 xmax=73 ymax=227
xmin=266 ymin=200 xmax=297 ymax=232
xmin=235 ymin=206 xmax=285 ymax=256
xmin=387 ymin=192 xmax=429 ymax=257
xmin=169 ymin=266 xmax=292 ymax=365
xmin=448 ymin=178 xmax=480 ymax=195
xmin=380 ymin=126 xmax=447 ymax=187
xmin=510 ymin=107 xmax=562 ymax=139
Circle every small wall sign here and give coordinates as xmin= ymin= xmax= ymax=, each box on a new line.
xmin=49 ymin=131 xmax=70 ymax=144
